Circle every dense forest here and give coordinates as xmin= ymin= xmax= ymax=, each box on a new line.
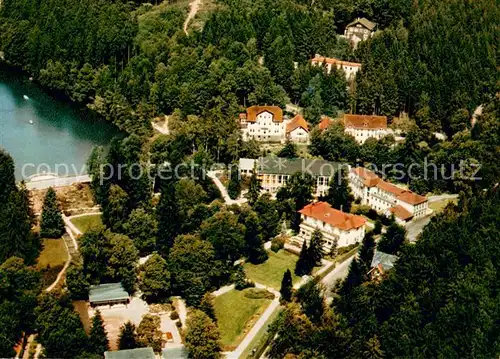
xmin=267 ymin=186 xmax=500 ymax=358
xmin=1 ymin=0 xmax=497 ymax=144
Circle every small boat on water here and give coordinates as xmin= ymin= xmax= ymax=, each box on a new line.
xmin=29 ymin=120 xmax=34 ymax=125
xmin=23 ymin=95 xmax=29 ymax=100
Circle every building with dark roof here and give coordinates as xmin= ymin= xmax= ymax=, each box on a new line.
xmin=368 ymin=250 xmax=398 ymax=281
xmin=89 ymin=283 xmax=129 ymax=307
xmin=344 ymin=17 xmax=377 ymax=48
xmin=104 ymin=347 xmax=155 ymax=359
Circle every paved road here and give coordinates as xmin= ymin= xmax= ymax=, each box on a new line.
xmin=428 ymin=194 xmax=459 ymax=203
xmin=322 ymin=254 xmax=355 ymax=296
xmin=207 ymin=171 xmax=247 ymax=206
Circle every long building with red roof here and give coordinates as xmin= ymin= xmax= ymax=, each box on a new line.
xmin=349 ymin=166 xmax=429 ymax=225
xmin=297 ymin=201 xmax=366 ymax=252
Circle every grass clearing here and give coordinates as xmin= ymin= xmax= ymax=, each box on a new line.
xmin=70 ymin=214 xmax=103 ymax=233
xmin=244 ymin=250 xmax=301 ymax=289
xmin=429 ymin=198 xmax=458 ymax=213
xmin=242 ymin=306 xmax=282 ymax=358
xmin=214 ymin=288 xmax=274 ymax=351
xmin=36 ymin=238 xmax=69 ymax=288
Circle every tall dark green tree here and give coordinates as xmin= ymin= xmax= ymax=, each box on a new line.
xmin=227 ymin=165 xmax=241 ymax=200
xmin=278 ymin=139 xmax=298 ymax=159
xmin=102 ymin=184 xmax=129 ymax=233
xmin=253 ymin=193 xmax=280 ymax=241
xmin=308 ymin=229 xmax=325 ymax=266
xmin=377 ymin=221 xmax=406 ymax=255
xmin=280 ymin=269 xmax=293 ymax=302
xmin=324 ymin=167 xmax=354 ymax=213
xmin=295 ymin=279 xmax=325 ymax=324
xmin=88 ymin=309 xmax=109 ymax=354
xmin=277 ymin=172 xmax=315 ymax=232
xmin=358 ymin=232 xmax=376 ymax=272
xmin=138 ymin=253 xmax=171 ymax=303
xmin=246 ymin=165 xmax=262 ymax=206
xmin=157 ymin=179 xmax=180 ymax=255
xmin=185 ymin=309 xmax=222 ymax=359
xmin=0 ymin=148 xmax=16 ymax=203
xmin=242 ymin=210 xmax=268 ymax=264
xmin=118 ymin=321 xmax=138 ymax=350
xmin=295 ymin=240 xmax=312 ymax=276
xmin=40 ymin=187 xmax=65 ymax=238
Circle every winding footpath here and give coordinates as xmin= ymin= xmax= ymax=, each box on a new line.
xmin=183 ymin=0 xmax=202 ymax=35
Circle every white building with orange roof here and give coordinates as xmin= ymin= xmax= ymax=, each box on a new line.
xmin=239 ymin=105 xmax=286 ymax=142
xmin=349 ymin=167 xmax=430 ymax=226
xmin=286 ymin=114 xmax=309 ymax=143
xmin=297 ymin=201 xmax=366 ymax=252
xmin=343 ymin=114 xmax=389 ymax=144
xmin=318 ymin=115 xmax=334 ymax=131
xmin=311 ymin=54 xmax=361 ymax=81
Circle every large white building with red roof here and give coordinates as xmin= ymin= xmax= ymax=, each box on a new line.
xmin=297 ymin=201 xmax=366 ymax=252
xmin=349 ymin=167 xmax=429 ymax=225
xmin=239 ymin=105 xmax=286 ymax=142
xmin=311 ymin=54 xmax=361 ymax=81
xmin=343 ymin=114 xmax=389 ymax=144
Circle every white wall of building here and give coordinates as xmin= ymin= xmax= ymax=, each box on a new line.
xmin=241 ymin=111 xmax=286 ymax=142
xmin=288 ymin=127 xmax=309 ymax=143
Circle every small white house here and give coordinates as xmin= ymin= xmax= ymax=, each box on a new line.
xmin=297 ymin=201 xmax=366 ymax=253
xmin=286 ymin=114 xmax=310 ymax=143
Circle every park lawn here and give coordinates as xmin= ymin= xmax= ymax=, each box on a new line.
xmin=214 ymin=288 xmax=273 ymax=351
xmin=244 ymin=250 xmax=301 ymax=289
xmin=429 ymin=198 xmax=458 ymax=213
xmin=36 ymin=238 xmax=69 ymax=288
xmin=71 ymin=214 xmax=103 ymax=233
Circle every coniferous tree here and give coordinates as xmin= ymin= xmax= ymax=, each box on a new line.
xmin=295 ymin=279 xmax=325 ymax=324
xmin=246 ymin=167 xmax=262 ymax=206
xmin=278 ymin=139 xmax=298 ymax=159
xmin=0 ymin=148 xmax=16 ymax=203
xmin=40 ymin=187 xmax=65 ymax=238
xmin=377 ymin=221 xmax=406 ymax=255
xmin=118 ymin=321 xmax=138 ymax=350
xmin=102 ymin=184 xmax=129 ymax=232
xmin=280 ymin=269 xmax=293 ymax=302
xmin=308 ymin=229 xmax=325 ymax=267
xmin=324 ymin=167 xmax=353 ymax=213
xmin=295 ymin=240 xmax=312 ymax=276
xmin=88 ymin=310 xmax=109 ymax=354
xmin=227 ymin=165 xmax=241 ymax=200
xmin=358 ymin=232 xmax=376 ymax=272
xmin=157 ymin=179 xmax=180 ymax=256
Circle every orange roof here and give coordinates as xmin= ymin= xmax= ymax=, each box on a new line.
xmin=389 ymin=205 xmax=413 ymax=221
xmin=311 ymin=55 xmax=361 ymax=68
xmin=286 ymin=114 xmax=309 ymax=134
xmin=344 ymin=114 xmax=387 ymax=129
xmin=319 ymin=116 xmax=333 ymax=130
xmin=351 ymin=167 xmax=381 ymax=187
xmin=239 ymin=113 xmax=247 ymax=119
xmin=245 ymin=105 xmax=283 ymax=122
xmin=299 ymin=202 xmax=366 ymax=231
xmin=376 ymin=181 xmax=406 ymax=196
xmin=397 ymin=192 xmax=428 ymax=205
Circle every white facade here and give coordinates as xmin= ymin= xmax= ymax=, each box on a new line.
xmin=345 ymin=127 xmax=389 ymax=144
xmin=311 ymin=55 xmax=361 ymax=81
xmin=297 ymin=202 xmax=366 ymax=253
xmin=349 ymin=167 xmax=429 ymax=225
xmin=241 ymin=110 xmax=286 ymax=142
xmin=287 ymin=126 xmax=309 ymax=143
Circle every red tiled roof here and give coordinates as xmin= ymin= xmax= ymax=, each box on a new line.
xmin=311 ymin=56 xmax=361 ymax=68
xmin=389 ymin=205 xmax=413 ymax=221
xmin=239 ymin=113 xmax=247 ymax=119
xmin=344 ymin=114 xmax=387 ymax=129
xmin=319 ymin=116 xmax=333 ymax=130
xmin=351 ymin=167 xmax=381 ymax=187
xmin=299 ymin=202 xmax=366 ymax=231
xmin=245 ymin=105 xmax=283 ymax=123
xmin=376 ymin=181 xmax=406 ymax=196
xmin=286 ymin=114 xmax=309 ymax=134
xmin=397 ymin=192 xmax=428 ymax=205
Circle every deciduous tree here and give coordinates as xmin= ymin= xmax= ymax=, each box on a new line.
xmin=185 ymin=309 xmax=222 ymax=359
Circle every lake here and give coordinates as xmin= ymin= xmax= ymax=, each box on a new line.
xmin=0 ymin=64 xmax=121 ymax=179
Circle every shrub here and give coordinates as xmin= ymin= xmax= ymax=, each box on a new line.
xmin=170 ymin=311 xmax=179 ymax=320
xmin=271 ymin=236 xmax=286 ymax=252
xmin=175 ymin=320 xmax=182 ymax=328
xmin=244 ymin=288 xmax=275 ymax=300
xmin=337 ymin=243 xmax=359 ymax=256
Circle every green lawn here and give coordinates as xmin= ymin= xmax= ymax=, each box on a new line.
xmin=429 ymin=198 xmax=458 ymax=214
xmin=244 ymin=250 xmax=301 ymax=289
xmin=37 ymin=238 xmax=69 ymax=288
xmin=214 ymin=288 xmax=274 ymax=351
xmin=70 ymin=214 xmax=102 ymax=233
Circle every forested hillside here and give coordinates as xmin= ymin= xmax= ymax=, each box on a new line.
xmin=268 ymin=187 xmax=500 ymax=358
xmin=1 ymin=0 xmax=496 ymax=141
